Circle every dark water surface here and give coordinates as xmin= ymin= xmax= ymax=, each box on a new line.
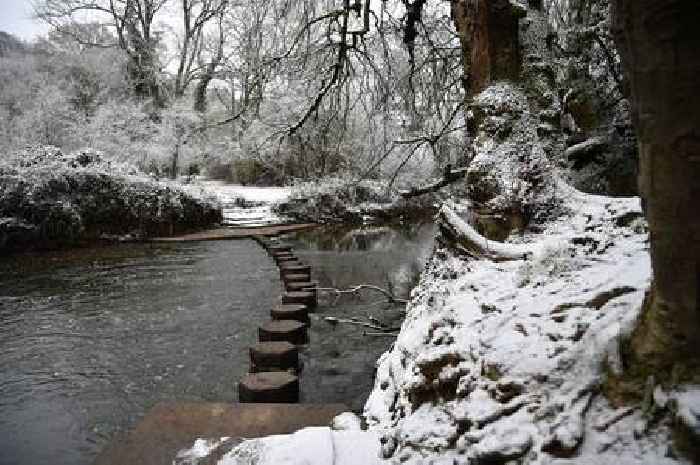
xmin=0 ymin=223 xmax=435 ymax=465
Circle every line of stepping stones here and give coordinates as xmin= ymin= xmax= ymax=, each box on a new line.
xmin=238 ymin=234 xmax=319 ymax=403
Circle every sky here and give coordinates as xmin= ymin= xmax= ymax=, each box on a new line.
xmin=0 ymin=0 xmax=50 ymax=41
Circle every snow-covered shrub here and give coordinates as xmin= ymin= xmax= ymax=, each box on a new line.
xmin=0 ymin=146 xmax=221 ymax=253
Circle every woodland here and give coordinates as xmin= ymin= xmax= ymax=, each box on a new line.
xmin=0 ymin=0 xmax=699 ymax=463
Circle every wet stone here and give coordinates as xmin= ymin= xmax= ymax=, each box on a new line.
xmin=272 ymin=249 xmax=294 ymax=257
xmin=238 ymin=371 xmax=299 ymax=403
xmin=271 ymin=303 xmax=309 ymax=323
xmin=275 ymin=255 xmax=298 ymax=265
xmin=280 ymin=264 xmax=312 ymax=278
xmin=283 ymin=273 xmax=312 ymax=284
xmin=249 ymin=341 xmax=299 ymax=372
xmin=286 ymin=281 xmax=318 ymax=295
xmin=259 ymin=319 xmax=308 ymax=344
xmin=282 ymin=291 xmax=317 ymax=310
xmin=268 ymin=244 xmax=293 ymax=254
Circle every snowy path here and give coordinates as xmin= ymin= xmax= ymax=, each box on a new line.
xmin=186 ymin=180 xmax=292 ymax=227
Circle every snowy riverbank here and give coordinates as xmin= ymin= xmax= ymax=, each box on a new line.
xmin=175 ymin=182 xmax=699 ymax=464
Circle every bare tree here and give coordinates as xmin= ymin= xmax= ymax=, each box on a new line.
xmin=35 ymin=0 xmax=169 ymax=106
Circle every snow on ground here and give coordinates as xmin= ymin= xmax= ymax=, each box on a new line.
xmin=363 ymin=183 xmax=693 ymax=464
xmin=173 ymin=414 xmax=386 ymax=465
xmin=172 ymin=180 xmax=698 ymax=465
xmin=183 ymin=179 xmax=292 ymax=227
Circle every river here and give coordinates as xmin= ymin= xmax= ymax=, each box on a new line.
xmin=0 ymin=222 xmax=434 ymax=465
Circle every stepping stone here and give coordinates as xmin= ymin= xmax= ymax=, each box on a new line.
xmin=239 ymin=371 xmax=299 ymax=403
xmin=286 ymin=281 xmax=318 ymax=294
xmin=270 ymin=250 xmax=293 ymax=257
xmin=274 ymin=255 xmax=298 ymax=265
xmin=283 ymin=273 xmax=312 ymax=285
xmin=271 ymin=303 xmax=309 ymax=323
xmin=268 ymin=244 xmax=292 ymax=254
xmin=282 ymin=291 xmax=317 ymax=310
xmin=249 ymin=341 xmax=299 ymax=372
xmin=259 ymin=320 xmax=308 ymax=344
xmin=280 ymin=264 xmax=312 ymax=279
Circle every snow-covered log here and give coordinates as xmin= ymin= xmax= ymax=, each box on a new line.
xmin=437 ymin=204 xmax=534 ymax=260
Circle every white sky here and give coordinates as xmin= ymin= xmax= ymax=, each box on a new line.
xmin=0 ymin=0 xmax=50 ymax=40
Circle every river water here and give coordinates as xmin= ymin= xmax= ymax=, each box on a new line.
xmin=0 ymin=223 xmax=435 ymax=465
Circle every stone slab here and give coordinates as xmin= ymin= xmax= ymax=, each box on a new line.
xmin=93 ymin=402 xmax=347 ymax=465
xmin=239 ymin=371 xmax=299 ymax=403
xmin=259 ymin=320 xmax=308 ymax=344
xmin=151 ymin=224 xmax=317 ymax=242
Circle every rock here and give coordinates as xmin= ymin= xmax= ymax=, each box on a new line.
xmin=268 ymin=244 xmax=293 ymax=254
xmin=473 ymin=427 xmax=532 ymax=464
xmin=275 ymin=255 xmax=298 ymax=266
xmin=272 ymin=250 xmax=295 ymax=258
xmin=279 ymin=264 xmax=312 ymax=279
xmin=282 ymin=291 xmax=317 ymax=310
xmin=271 ymin=303 xmax=309 ymax=323
xmin=238 ymin=371 xmax=299 ymax=403
xmin=286 ymin=281 xmax=318 ymax=295
xmin=332 ymin=412 xmax=363 ymax=431
xmin=282 ymin=273 xmax=312 ymax=285
xmin=259 ymin=320 xmax=308 ymax=345
xmin=249 ymin=341 xmax=299 ymax=372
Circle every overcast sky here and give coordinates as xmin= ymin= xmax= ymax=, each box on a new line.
xmin=0 ymin=0 xmax=50 ymax=41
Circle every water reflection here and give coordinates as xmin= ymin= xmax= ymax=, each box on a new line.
xmin=285 ymin=222 xmax=436 ymax=410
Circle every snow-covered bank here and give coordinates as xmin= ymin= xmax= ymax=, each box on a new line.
xmin=362 ymin=185 xmax=696 ymax=464
xmin=0 ymin=146 xmax=222 ymax=253
xmin=172 ymin=183 xmax=697 ymax=465
xmin=174 ymin=414 xmax=384 ymax=465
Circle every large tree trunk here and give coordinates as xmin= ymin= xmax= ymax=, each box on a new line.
xmin=611 ymin=0 xmax=700 ymax=377
xmin=450 ymin=0 xmax=524 ymax=96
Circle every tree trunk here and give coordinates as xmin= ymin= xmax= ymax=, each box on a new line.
xmin=194 ymin=64 xmax=215 ymax=113
xmin=611 ymin=0 xmax=700 ymax=377
xmin=450 ymin=0 xmax=524 ymax=96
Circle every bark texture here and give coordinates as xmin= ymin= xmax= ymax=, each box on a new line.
xmin=451 ymin=0 xmax=524 ymax=96
xmin=611 ymin=0 xmax=700 ymax=376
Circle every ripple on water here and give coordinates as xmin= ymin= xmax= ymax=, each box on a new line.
xmin=0 ymin=223 xmax=436 ymax=465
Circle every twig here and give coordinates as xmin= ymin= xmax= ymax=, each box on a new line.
xmin=324 ymin=316 xmax=400 ymax=332
xmin=363 ymin=331 xmax=398 ymax=337
xmin=317 ymin=285 xmax=409 ymax=304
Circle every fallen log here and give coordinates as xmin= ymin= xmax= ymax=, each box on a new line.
xmin=437 ymin=204 xmax=534 ymax=261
